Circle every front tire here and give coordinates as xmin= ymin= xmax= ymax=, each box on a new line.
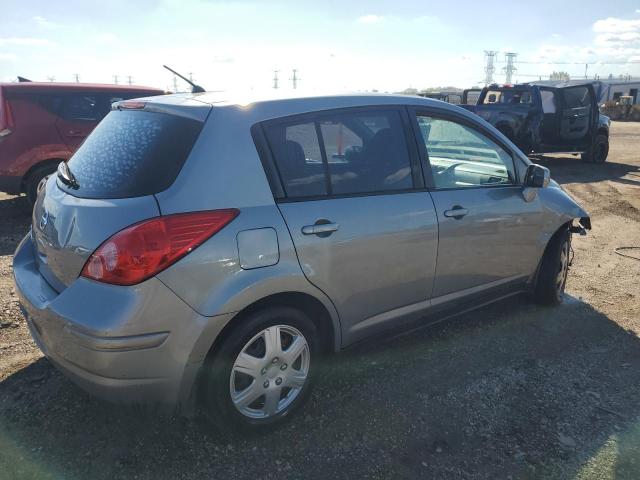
xmin=534 ymin=227 xmax=571 ymax=305
xmin=201 ymin=306 xmax=319 ymax=433
xmin=581 ymin=134 xmax=609 ymax=164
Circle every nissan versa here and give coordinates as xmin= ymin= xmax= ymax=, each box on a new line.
xmin=14 ymin=92 xmax=591 ymax=431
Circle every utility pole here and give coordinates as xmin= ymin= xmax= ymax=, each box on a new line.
xmin=273 ymin=69 xmax=279 ymax=89
xmin=291 ymin=69 xmax=299 ymax=89
xmin=72 ymin=73 xmax=80 ymax=83
xmin=503 ymin=52 xmax=517 ymax=84
xmin=172 ymin=75 xmax=178 ymax=93
xmin=126 ymin=75 xmax=133 ymax=85
xmin=113 ymin=75 xmax=119 ymax=85
xmin=484 ymin=51 xmax=498 ymax=86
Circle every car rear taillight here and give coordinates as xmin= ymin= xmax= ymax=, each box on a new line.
xmin=81 ymin=209 xmax=239 ymax=286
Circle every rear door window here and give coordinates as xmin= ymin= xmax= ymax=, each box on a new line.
xmin=264 ymin=109 xmax=414 ymax=198
xmin=58 ymin=109 xmax=203 ymax=199
xmin=60 ymin=94 xmax=101 ymax=121
xmin=264 ymin=122 xmax=327 ymax=198
xmin=563 ymin=86 xmax=591 ymax=109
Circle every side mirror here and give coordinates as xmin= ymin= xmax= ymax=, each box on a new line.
xmin=524 ymin=164 xmax=550 ymax=188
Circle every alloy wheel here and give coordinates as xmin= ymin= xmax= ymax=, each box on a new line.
xmin=229 ymin=325 xmax=310 ymax=419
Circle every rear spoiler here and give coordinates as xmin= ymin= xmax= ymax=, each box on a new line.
xmin=112 ymin=96 xmax=211 ymax=123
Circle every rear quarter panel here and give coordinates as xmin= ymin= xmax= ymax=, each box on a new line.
xmin=0 ymin=96 xmax=71 ymax=178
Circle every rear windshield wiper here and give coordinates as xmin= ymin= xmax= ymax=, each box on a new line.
xmin=57 ymin=162 xmax=80 ymax=189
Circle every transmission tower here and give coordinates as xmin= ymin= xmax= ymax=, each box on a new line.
xmin=291 ymin=69 xmax=300 ymax=89
xmin=273 ymin=70 xmax=279 ymax=89
xmin=483 ymin=51 xmax=498 ymax=85
xmin=127 ymin=75 xmax=133 ymax=85
xmin=503 ymin=52 xmax=517 ymax=84
xmin=72 ymin=73 xmax=80 ymax=83
xmin=113 ymin=74 xmax=119 ymax=85
xmin=172 ymin=75 xmax=178 ymax=92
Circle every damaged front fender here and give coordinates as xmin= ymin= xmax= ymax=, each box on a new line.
xmin=539 ymin=180 xmax=591 ymax=234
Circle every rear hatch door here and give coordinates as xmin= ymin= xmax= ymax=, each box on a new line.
xmin=32 ymin=98 xmax=210 ymax=291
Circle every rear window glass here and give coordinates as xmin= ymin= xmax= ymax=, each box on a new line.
xmin=483 ymin=90 xmax=532 ymax=105
xmin=58 ymin=110 xmax=202 ymax=199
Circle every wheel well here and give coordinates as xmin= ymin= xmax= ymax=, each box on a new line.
xmin=597 ymin=127 xmax=609 ymax=138
xmin=532 ymin=221 xmax=571 ymax=285
xmin=21 ymin=159 xmax=63 ymax=191
xmin=207 ymin=292 xmax=336 ymax=360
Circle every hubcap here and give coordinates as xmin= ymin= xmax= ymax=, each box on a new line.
xmin=230 ymin=325 xmax=310 ymax=419
xmin=556 ymin=240 xmax=570 ymax=293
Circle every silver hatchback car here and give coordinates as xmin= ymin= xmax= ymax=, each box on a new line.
xmin=14 ymin=93 xmax=591 ymax=431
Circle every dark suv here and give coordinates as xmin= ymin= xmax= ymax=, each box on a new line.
xmin=464 ymin=82 xmax=611 ymax=163
xmin=0 ymin=82 xmax=164 ymax=202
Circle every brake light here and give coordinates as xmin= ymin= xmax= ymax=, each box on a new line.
xmin=81 ymin=209 xmax=239 ymax=285
xmin=119 ymin=101 xmax=146 ymax=110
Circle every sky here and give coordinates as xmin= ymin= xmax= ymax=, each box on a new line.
xmin=1 ymin=0 xmax=640 ymax=93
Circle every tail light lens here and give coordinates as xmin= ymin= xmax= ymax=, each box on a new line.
xmin=81 ymin=209 xmax=239 ymax=286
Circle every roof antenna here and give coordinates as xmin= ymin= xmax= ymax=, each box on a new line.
xmin=163 ymin=65 xmax=205 ymax=93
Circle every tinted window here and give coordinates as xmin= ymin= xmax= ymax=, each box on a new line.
xmin=265 ymin=122 xmax=327 ymax=198
xmin=483 ymin=90 xmax=532 ymax=105
xmin=60 ymin=94 xmax=100 ymax=121
xmin=320 ymin=111 xmax=412 ymax=194
xmin=417 ymin=116 xmax=516 ymax=189
xmin=563 ymin=87 xmax=591 ymax=108
xmin=265 ymin=109 xmax=413 ymax=198
xmin=58 ymin=110 xmax=202 ymax=199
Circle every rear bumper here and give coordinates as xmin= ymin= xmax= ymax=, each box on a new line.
xmin=0 ymin=174 xmax=22 ymax=194
xmin=13 ymin=233 xmax=234 ymax=412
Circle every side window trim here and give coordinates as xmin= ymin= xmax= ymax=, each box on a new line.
xmin=314 ymin=121 xmax=333 ymax=195
xmin=407 ymin=106 xmax=520 ymax=189
xmin=250 ymin=123 xmax=286 ymax=199
xmin=255 ymin=105 xmax=425 ymax=202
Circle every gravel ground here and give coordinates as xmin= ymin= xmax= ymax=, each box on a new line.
xmin=0 ymin=122 xmax=639 ymax=480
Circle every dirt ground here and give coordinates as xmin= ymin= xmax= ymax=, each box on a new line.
xmin=0 ymin=122 xmax=639 ymax=480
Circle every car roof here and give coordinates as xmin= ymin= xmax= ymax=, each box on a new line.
xmin=0 ymin=82 xmax=164 ymax=93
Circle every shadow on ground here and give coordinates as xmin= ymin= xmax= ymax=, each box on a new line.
xmin=0 ymin=195 xmax=31 ymax=256
xmin=534 ymin=155 xmax=640 ymax=187
xmin=2 ymin=296 xmax=640 ymax=479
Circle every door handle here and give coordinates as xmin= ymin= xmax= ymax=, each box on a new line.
xmin=301 ymin=222 xmax=339 ymax=236
xmin=443 ymin=206 xmax=469 ymax=219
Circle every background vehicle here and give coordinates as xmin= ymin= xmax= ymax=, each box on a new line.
xmin=0 ymin=82 xmax=164 ymax=203
xmin=601 ymin=95 xmax=640 ymax=122
xmin=463 ymin=82 xmax=611 ymax=163
xmin=462 ymin=88 xmax=482 ymax=105
xmin=14 ymin=93 xmax=590 ymax=432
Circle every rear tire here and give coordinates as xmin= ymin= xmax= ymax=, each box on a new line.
xmin=25 ymin=164 xmax=57 ymax=206
xmin=534 ymin=227 xmax=571 ymax=306
xmin=581 ymin=134 xmax=609 ymax=164
xmin=200 ymin=306 xmax=319 ymax=434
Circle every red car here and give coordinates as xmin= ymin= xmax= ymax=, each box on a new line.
xmin=0 ymin=82 xmax=164 ymax=203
